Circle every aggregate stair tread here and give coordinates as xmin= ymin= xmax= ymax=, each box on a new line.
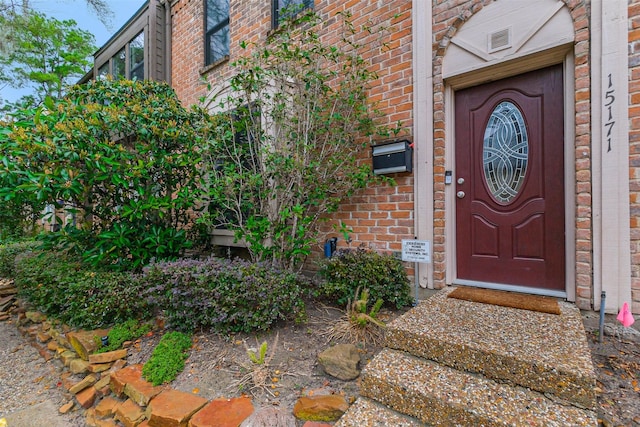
xmin=335 ymin=396 xmax=427 ymax=427
xmin=360 ymin=348 xmax=597 ymax=427
xmin=385 ymin=287 xmax=596 ymax=409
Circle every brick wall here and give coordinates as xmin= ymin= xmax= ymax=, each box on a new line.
xmin=629 ymin=0 xmax=640 ymax=314
xmin=171 ymin=0 xmax=415 ymax=263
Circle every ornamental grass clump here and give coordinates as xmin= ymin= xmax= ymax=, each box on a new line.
xmin=323 ymin=287 xmax=386 ymax=346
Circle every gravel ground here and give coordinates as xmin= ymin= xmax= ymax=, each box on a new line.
xmin=0 ymin=318 xmax=84 ymax=426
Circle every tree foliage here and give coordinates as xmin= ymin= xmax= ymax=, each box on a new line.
xmin=0 ymin=79 xmax=208 ymax=269
xmin=201 ymin=11 xmax=398 ymax=270
xmin=0 ymin=10 xmax=95 ymax=107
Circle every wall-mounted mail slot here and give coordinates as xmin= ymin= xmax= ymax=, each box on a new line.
xmin=371 ymin=140 xmax=413 ymax=175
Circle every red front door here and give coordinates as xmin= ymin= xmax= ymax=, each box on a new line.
xmin=455 ymin=65 xmax=565 ymax=292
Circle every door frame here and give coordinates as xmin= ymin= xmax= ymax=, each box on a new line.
xmin=444 ymin=51 xmax=575 ymax=300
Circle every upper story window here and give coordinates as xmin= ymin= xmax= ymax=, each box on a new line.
xmin=129 ymin=32 xmax=145 ymax=80
xmin=97 ymin=31 xmax=145 ymax=80
xmin=205 ymin=0 xmax=230 ymax=66
xmin=272 ymin=0 xmax=313 ymax=28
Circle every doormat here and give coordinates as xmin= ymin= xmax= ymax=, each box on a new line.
xmin=447 ymin=287 xmax=561 ymax=315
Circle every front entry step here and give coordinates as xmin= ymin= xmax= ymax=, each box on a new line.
xmin=359 ymin=347 xmax=597 ymax=426
xmin=384 ymin=287 xmax=596 ymax=409
xmin=335 ymin=397 xmax=426 ymax=427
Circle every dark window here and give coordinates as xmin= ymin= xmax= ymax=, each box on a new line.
xmin=272 ymin=0 xmax=313 ymax=28
xmin=97 ymin=63 xmax=109 ymax=79
xmin=129 ymin=31 xmax=144 ymax=80
xmin=112 ymin=48 xmax=126 ymax=78
xmin=205 ymin=0 xmax=230 ymax=66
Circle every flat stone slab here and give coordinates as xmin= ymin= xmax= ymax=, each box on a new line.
xmin=147 ymin=389 xmax=208 ymax=427
xmin=385 ymin=287 xmax=597 ymax=409
xmin=335 ymin=397 xmax=425 ymax=427
xmin=189 ymin=396 xmax=254 ymax=427
xmin=111 ymin=364 xmax=163 ymax=405
xmin=361 ymin=348 xmax=597 ymax=426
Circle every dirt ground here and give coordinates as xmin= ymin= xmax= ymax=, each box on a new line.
xmin=123 ymin=303 xmax=640 ymax=426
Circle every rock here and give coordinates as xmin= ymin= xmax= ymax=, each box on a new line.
xmin=111 ymin=364 xmax=163 ymax=405
xmin=66 ymin=329 xmax=109 ymax=360
xmin=239 ymin=407 xmax=296 ymax=427
xmin=94 ymin=374 xmax=112 ymax=397
xmin=25 ymin=311 xmax=46 ymax=323
xmin=604 ymin=323 xmax=640 ymax=343
xmin=76 ymin=385 xmax=97 ymax=409
xmin=88 ymin=362 xmax=112 ymax=373
xmin=69 ymin=373 xmax=97 ymax=394
xmin=317 ymin=344 xmax=361 ymax=380
xmin=59 ymin=401 xmax=75 ymax=414
xmin=302 ymin=422 xmax=333 ymax=427
xmin=47 ymin=340 xmax=59 ymax=351
xmin=60 ymin=350 xmax=78 ymax=367
xmin=114 ymin=398 xmax=146 ymax=427
xmin=89 ymin=349 xmax=127 ymax=364
xmin=189 ymin=396 xmax=254 ymax=427
xmin=95 ymin=396 xmax=121 ymax=418
xmin=70 ymin=358 xmax=90 ymax=374
xmin=293 ymin=395 xmax=349 ymax=422
xmin=145 ymin=389 xmax=208 ymax=427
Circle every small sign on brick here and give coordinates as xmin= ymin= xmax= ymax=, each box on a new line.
xmin=401 ymin=240 xmax=431 ymax=263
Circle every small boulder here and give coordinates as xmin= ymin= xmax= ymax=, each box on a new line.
xmin=239 ymin=407 xmax=296 ymax=427
xmin=317 ymin=344 xmax=360 ymax=380
xmin=293 ymin=395 xmax=349 ymax=422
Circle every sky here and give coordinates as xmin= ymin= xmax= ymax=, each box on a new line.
xmin=1 ymin=0 xmax=146 ymax=103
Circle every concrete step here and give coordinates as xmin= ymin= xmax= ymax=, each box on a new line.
xmin=385 ymin=287 xmax=597 ymax=409
xmin=335 ymin=396 xmax=427 ymax=427
xmin=360 ymin=348 xmax=597 ymax=427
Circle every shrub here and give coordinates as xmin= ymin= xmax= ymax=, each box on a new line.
xmin=143 ymin=257 xmax=308 ymax=333
xmin=143 ymin=331 xmax=192 ymax=386
xmin=13 ymin=251 xmax=150 ymax=328
xmin=0 ymin=240 xmax=39 ymax=277
xmin=97 ymin=319 xmax=152 ymax=353
xmin=317 ymin=247 xmax=413 ymax=309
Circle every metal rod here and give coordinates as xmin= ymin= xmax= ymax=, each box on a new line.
xmin=599 ymin=291 xmax=606 ymax=343
xmin=414 ymin=261 xmax=419 ymax=306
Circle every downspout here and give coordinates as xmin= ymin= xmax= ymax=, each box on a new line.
xmin=160 ymin=0 xmax=172 ymax=85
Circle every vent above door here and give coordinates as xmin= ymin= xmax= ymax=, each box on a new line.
xmin=488 ymin=28 xmax=511 ymax=53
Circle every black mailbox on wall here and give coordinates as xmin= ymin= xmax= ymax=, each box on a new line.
xmin=371 ymin=140 xmax=413 ymax=175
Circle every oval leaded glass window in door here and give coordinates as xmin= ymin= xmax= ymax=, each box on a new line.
xmin=482 ymin=101 xmax=529 ymax=203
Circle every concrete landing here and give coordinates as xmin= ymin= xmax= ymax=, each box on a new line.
xmin=338 ymin=287 xmax=599 ymax=426
xmin=385 ymin=287 xmax=596 ymax=409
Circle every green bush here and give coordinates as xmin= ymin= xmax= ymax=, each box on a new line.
xmin=13 ymin=251 xmax=150 ymax=328
xmin=142 ymin=257 xmax=308 ymax=333
xmin=143 ymin=331 xmax=192 ymax=386
xmin=0 ymin=240 xmax=39 ymax=277
xmin=317 ymin=247 xmax=413 ymax=309
xmin=97 ymin=319 xmax=152 ymax=353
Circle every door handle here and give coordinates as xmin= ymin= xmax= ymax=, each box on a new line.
xmin=457 ymin=191 xmax=466 ymax=199
xmin=457 ymin=177 xmax=465 ymax=184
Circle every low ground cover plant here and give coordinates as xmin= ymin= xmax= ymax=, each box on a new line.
xmin=97 ymin=319 xmax=152 ymax=353
xmin=142 ymin=257 xmax=308 ymax=333
xmin=142 ymin=331 xmax=192 ymax=386
xmin=317 ymin=246 xmax=413 ymax=309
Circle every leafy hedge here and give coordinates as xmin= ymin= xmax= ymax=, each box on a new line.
xmin=0 ymin=240 xmax=39 ymax=277
xmin=142 ymin=257 xmax=308 ymax=333
xmin=317 ymin=247 xmax=413 ymax=309
xmin=13 ymin=251 xmax=150 ymax=328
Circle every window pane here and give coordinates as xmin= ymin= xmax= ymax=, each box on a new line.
xmin=483 ymin=101 xmax=529 ymax=204
xmin=129 ymin=31 xmax=144 ymax=80
xmin=275 ymin=0 xmax=313 ymax=25
xmin=97 ymin=63 xmax=109 ymax=79
xmin=112 ymin=48 xmax=126 ymax=78
xmin=207 ymin=25 xmax=229 ymax=64
xmin=205 ymin=0 xmax=230 ymax=66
